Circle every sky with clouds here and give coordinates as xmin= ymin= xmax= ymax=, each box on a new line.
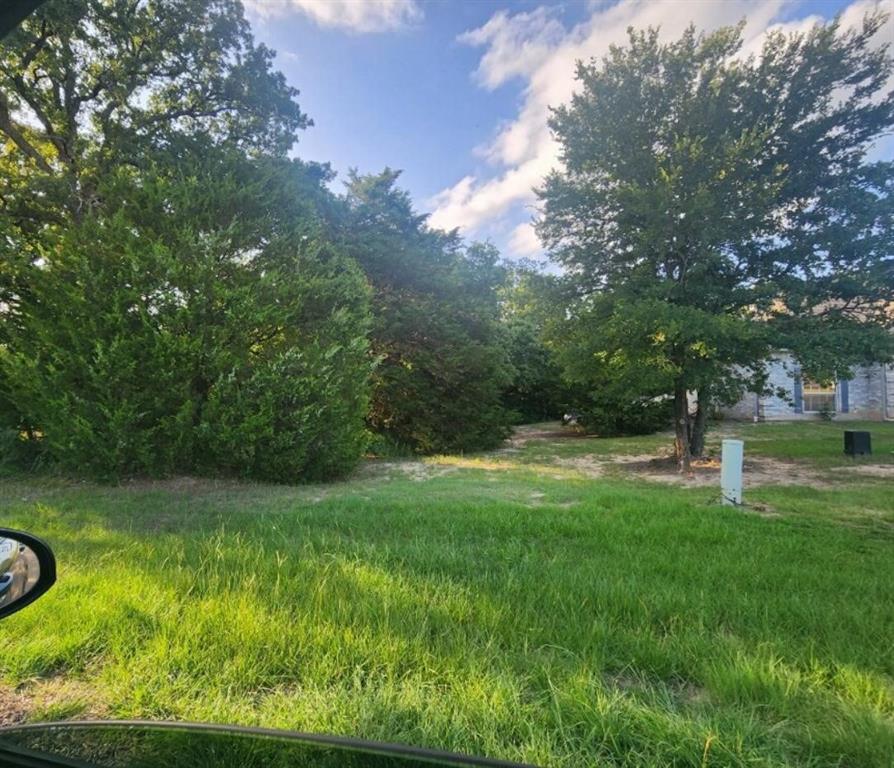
xmin=245 ymin=0 xmax=892 ymax=260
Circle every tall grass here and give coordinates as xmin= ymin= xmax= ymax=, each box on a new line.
xmin=0 ymin=422 xmax=892 ymax=766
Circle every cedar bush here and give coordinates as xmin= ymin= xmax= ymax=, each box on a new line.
xmin=0 ymin=163 xmax=373 ymax=482
xmin=0 ymin=0 xmax=376 ymax=482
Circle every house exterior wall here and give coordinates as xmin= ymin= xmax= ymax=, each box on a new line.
xmin=723 ymin=391 xmax=758 ymax=420
xmin=719 ymin=354 xmax=894 ymax=421
xmin=760 ymin=355 xmax=800 ymax=420
xmin=886 ymin=365 xmax=894 ymax=419
xmin=847 ymin=365 xmax=886 ymax=420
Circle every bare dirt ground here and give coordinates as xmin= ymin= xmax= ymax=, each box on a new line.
xmin=0 ymin=676 xmax=106 ymax=726
xmin=0 ymin=686 xmax=30 ymax=727
xmin=615 ymin=456 xmax=836 ymax=488
xmin=361 ymin=423 xmax=894 ymax=489
xmin=504 ymin=424 xmax=583 ymax=447
xmin=559 ymin=444 xmax=894 ymax=488
xmin=550 ymin=451 xmax=848 ymax=487
xmin=509 ymin=423 xmax=894 ymax=488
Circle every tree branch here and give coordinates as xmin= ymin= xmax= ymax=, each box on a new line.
xmin=20 ymin=21 xmax=51 ymax=70
xmin=10 ymin=74 xmax=69 ymax=164
xmin=0 ymin=93 xmax=53 ymax=174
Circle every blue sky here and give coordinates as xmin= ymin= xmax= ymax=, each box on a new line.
xmin=245 ymin=0 xmax=888 ymax=259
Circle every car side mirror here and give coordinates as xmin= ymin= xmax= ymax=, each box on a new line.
xmin=0 ymin=528 xmax=56 ymax=620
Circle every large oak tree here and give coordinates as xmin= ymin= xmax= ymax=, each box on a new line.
xmin=537 ymin=15 xmax=894 ymax=470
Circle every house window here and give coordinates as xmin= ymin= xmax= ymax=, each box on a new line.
xmin=802 ymin=379 xmax=836 ymax=413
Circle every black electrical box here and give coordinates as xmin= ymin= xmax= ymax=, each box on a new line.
xmin=844 ymin=430 xmax=871 ymax=456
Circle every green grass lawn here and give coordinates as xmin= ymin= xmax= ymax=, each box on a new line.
xmin=1 ymin=421 xmax=892 ymax=766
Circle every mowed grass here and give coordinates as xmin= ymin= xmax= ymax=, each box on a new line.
xmin=0 ymin=421 xmax=892 ymax=767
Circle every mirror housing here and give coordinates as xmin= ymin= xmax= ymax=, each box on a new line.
xmin=0 ymin=528 xmax=56 ymax=620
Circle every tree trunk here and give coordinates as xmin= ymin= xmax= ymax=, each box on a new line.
xmin=689 ymin=388 xmax=709 ymax=458
xmin=673 ymin=386 xmax=692 ymax=473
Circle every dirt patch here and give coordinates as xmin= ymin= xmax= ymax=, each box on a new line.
xmin=504 ymin=423 xmax=582 ymax=448
xmin=548 ymin=447 xmax=673 ymax=478
xmin=550 ymin=455 xmax=606 ymax=478
xmin=500 ymin=423 xmax=893 ymax=489
xmin=609 ymin=452 xmax=675 ymax=465
xmin=850 ymin=464 xmax=894 ymax=479
xmin=0 ymin=677 xmax=106 ymax=725
xmin=0 ymin=685 xmax=31 ymax=726
xmin=119 ymin=476 xmax=251 ymax=495
xmin=372 ymin=461 xmax=459 ymax=483
xmin=612 ymin=454 xmax=840 ymax=489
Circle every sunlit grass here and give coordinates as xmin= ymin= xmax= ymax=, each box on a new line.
xmin=1 ymin=421 xmax=892 ymax=766
xmin=719 ymin=420 xmax=894 ymax=465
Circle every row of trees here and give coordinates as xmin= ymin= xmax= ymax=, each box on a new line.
xmin=0 ymin=0 xmax=513 ymax=481
xmin=2 ymin=1 xmax=892 ymax=479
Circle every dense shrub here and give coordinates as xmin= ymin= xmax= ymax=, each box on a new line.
xmin=0 ymin=161 xmax=373 ymax=482
xmin=1 ymin=215 xmax=198 ymax=478
xmin=501 ymin=316 xmax=568 ymax=423
xmin=0 ymin=0 xmax=522 ymax=478
xmin=200 ymin=344 xmax=369 ymax=483
xmin=576 ymin=394 xmax=674 ymax=436
xmin=0 ymin=0 xmax=375 ymax=482
xmin=198 ymin=307 xmax=371 ymax=482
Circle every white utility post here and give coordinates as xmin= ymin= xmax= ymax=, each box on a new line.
xmin=721 ymin=439 xmax=744 ymax=505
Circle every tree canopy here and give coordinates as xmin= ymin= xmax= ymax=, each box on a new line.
xmin=537 ymin=15 xmax=894 ymax=469
xmin=0 ymin=1 xmax=517 ymax=479
xmin=341 ymin=169 xmax=513 ymax=454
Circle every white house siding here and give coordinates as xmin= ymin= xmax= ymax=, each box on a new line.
xmin=723 ymin=391 xmax=759 ymax=420
xmin=760 ymin=355 xmax=802 ymax=420
xmin=847 ymin=365 xmax=886 ymax=420
xmin=719 ymin=354 xmax=893 ymax=421
xmin=886 ymin=364 xmax=894 ymax=419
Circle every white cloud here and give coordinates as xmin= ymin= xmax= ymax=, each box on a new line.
xmin=431 ymin=0 xmax=889 ymax=259
xmin=508 ymin=222 xmax=543 ymax=258
xmin=245 ymin=0 xmax=421 ymax=33
xmin=428 ymin=149 xmax=556 ymax=234
xmin=458 ymin=7 xmax=566 ymax=90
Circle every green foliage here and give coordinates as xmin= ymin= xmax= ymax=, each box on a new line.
xmin=1 ymin=214 xmax=197 ymax=478
xmin=537 ymin=16 xmax=894 ymax=463
xmin=1 ymin=0 xmax=519 ymax=478
xmin=550 ymin=295 xmax=772 ymax=410
xmin=0 ymin=428 xmax=43 ymax=475
xmin=200 ymin=341 xmax=370 ymax=483
xmin=0 ymin=1 xmax=372 ymax=481
xmin=341 ymin=170 xmax=513 ymax=454
xmin=576 ymin=394 xmax=673 ymax=436
xmin=498 ymin=267 xmax=569 ymax=423
xmin=501 ymin=316 xmax=566 ymax=422
xmin=499 ymin=268 xmax=674 ymax=434
xmin=1 ymin=183 xmax=372 ymax=481
xmin=0 ymin=0 xmax=523 ymax=477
